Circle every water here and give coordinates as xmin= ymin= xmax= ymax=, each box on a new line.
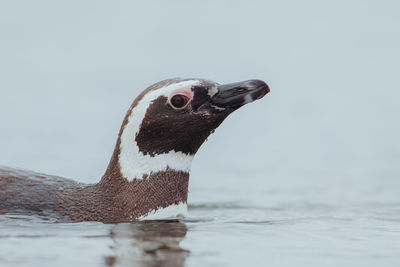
xmin=1 ymin=0 xmax=400 ymax=266
xmin=1 ymin=174 xmax=400 ymax=266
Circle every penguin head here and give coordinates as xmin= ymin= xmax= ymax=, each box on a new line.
xmin=134 ymin=78 xmax=269 ymax=156
xmin=118 ymin=78 xmax=269 ymax=180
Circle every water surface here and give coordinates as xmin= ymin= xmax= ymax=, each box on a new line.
xmin=1 ymin=173 xmax=399 ymax=267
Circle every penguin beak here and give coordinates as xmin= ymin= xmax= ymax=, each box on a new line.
xmin=210 ymin=80 xmax=270 ymax=110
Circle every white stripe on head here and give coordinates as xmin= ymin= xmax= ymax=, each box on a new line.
xmin=207 ymin=84 xmax=218 ymax=97
xmin=119 ymin=80 xmax=201 ymax=181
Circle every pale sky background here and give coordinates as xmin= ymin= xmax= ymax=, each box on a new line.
xmin=0 ymin=0 xmax=399 ymax=193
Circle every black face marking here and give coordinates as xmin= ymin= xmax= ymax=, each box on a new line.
xmin=134 ymin=78 xmax=269 ymax=157
xmin=191 ymin=86 xmax=212 ymax=112
xmin=135 ymin=94 xmax=229 ymax=156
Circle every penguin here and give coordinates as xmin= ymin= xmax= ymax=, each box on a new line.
xmin=0 ymin=78 xmax=269 ymax=223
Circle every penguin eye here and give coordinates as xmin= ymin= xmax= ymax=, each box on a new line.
xmin=170 ymin=94 xmax=189 ymax=109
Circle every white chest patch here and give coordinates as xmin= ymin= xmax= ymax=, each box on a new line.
xmin=137 ymin=202 xmax=188 ymax=220
xmin=119 ymin=80 xmax=200 ymax=181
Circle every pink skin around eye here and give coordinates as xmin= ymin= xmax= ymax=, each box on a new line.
xmin=171 ymin=88 xmax=194 ymax=102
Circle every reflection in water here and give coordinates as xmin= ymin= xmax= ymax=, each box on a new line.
xmin=105 ymin=221 xmax=189 ymax=267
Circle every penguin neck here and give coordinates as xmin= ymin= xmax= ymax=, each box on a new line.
xmin=97 ymin=97 xmax=195 ymax=219
xmin=100 ymin=132 xmax=194 ymax=183
xmin=98 ymin=136 xmax=191 ymax=219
